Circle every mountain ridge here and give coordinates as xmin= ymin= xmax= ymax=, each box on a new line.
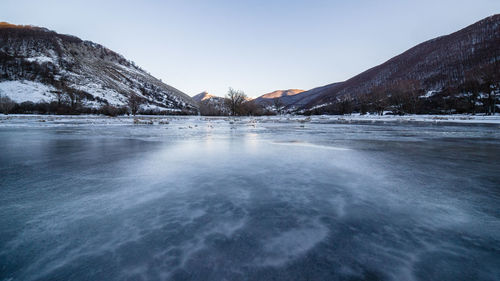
xmin=192 ymin=91 xmax=219 ymax=103
xmin=258 ymin=14 xmax=499 ymax=114
xmin=253 ymin=89 xmax=305 ymax=107
xmin=295 ymin=14 xmax=500 ymax=111
xmin=0 ymin=22 xmax=198 ymax=113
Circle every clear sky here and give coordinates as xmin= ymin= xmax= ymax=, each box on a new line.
xmin=2 ymin=0 xmax=499 ymax=97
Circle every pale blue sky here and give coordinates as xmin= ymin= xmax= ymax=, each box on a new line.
xmin=2 ymin=0 xmax=499 ymax=97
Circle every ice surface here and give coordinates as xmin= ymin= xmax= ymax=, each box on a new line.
xmin=0 ymin=115 xmax=499 ymax=281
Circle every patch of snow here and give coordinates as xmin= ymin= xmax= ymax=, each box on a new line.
xmin=24 ymin=56 xmax=55 ymax=64
xmin=308 ymin=102 xmax=333 ymax=111
xmin=115 ymin=63 xmax=147 ymax=77
xmin=71 ymin=83 xmax=126 ymax=106
xmin=420 ymin=90 xmax=437 ymax=98
xmin=140 ymin=103 xmax=181 ymax=112
xmin=0 ymin=80 xmax=56 ymax=103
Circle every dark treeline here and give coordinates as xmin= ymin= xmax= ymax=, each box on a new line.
xmin=0 ymin=91 xmax=194 ymax=116
xmin=3 ymin=77 xmax=498 ymax=117
xmin=1 ymin=67 xmax=498 ymax=117
xmin=303 ymin=70 xmax=499 ymax=116
xmin=198 ymin=99 xmax=275 ymax=116
xmin=199 ymin=75 xmax=499 ymax=117
xmin=198 ymin=88 xmax=275 ymax=116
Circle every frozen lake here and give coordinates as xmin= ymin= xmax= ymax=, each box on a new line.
xmin=1 ymin=115 xmax=499 ymax=281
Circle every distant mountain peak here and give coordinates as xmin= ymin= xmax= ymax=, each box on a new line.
xmin=192 ymin=91 xmax=219 ymax=102
xmin=0 ymin=22 xmax=29 ymax=29
xmin=260 ymin=89 xmax=305 ymax=99
xmin=0 ymin=22 xmax=50 ymax=32
xmin=253 ymin=89 xmax=306 ymax=108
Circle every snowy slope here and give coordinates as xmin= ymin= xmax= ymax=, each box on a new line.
xmin=0 ymin=80 xmax=56 ymax=103
xmin=0 ymin=22 xmax=198 ymax=112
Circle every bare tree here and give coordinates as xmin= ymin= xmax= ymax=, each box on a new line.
xmin=461 ymin=80 xmax=481 ymax=115
xmin=128 ymin=93 xmax=143 ymax=115
xmin=0 ymin=94 xmax=16 ymax=114
xmin=478 ymin=63 xmax=500 ymax=115
xmin=370 ymin=86 xmax=388 ymax=115
xmin=199 ymin=99 xmax=229 ymax=116
xmin=273 ymin=98 xmax=285 ymax=115
xmin=241 ymin=100 xmax=261 ymax=116
xmin=399 ymin=80 xmax=422 ymax=114
xmin=52 ymin=90 xmax=66 ymax=106
xmin=405 ymin=90 xmax=423 ymax=114
xmin=357 ymin=94 xmax=369 ymax=115
xmin=336 ymin=95 xmax=353 ymax=115
xmin=480 ymin=81 xmax=499 ymax=115
xmin=225 ymin=88 xmax=247 ymax=116
xmin=64 ymin=87 xmax=81 ymax=111
xmin=385 ymin=80 xmax=423 ymax=115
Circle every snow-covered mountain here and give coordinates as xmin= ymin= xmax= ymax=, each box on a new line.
xmin=290 ymin=14 xmax=500 ymax=111
xmin=0 ymin=22 xmax=198 ymax=113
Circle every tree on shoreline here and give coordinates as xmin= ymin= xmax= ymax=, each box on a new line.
xmin=0 ymin=94 xmax=16 ymax=114
xmin=225 ymin=88 xmax=247 ymax=116
xmin=273 ymin=98 xmax=285 ymax=115
xmin=127 ymin=93 xmax=144 ymax=115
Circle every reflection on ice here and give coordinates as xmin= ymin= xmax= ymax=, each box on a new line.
xmin=0 ymin=116 xmax=499 ymax=281
xmin=270 ymin=140 xmax=351 ymax=150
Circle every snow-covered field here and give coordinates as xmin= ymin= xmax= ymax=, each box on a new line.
xmin=1 ymin=113 xmax=500 ymax=127
xmin=321 ymin=113 xmax=500 ymax=124
xmin=0 ymin=80 xmax=56 ymax=103
xmin=1 ymin=115 xmax=499 ymax=281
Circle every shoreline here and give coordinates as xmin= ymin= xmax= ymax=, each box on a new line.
xmin=1 ymin=113 xmax=500 ymax=125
